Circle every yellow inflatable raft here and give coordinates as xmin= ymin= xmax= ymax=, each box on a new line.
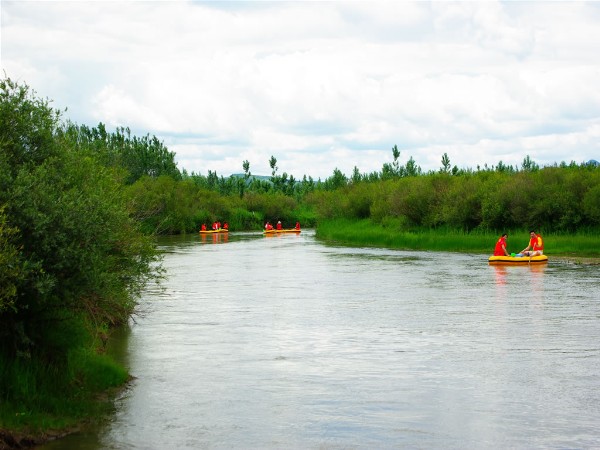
xmin=199 ymin=228 xmax=229 ymax=234
xmin=263 ymin=228 xmax=301 ymax=234
xmin=488 ymin=255 xmax=548 ymax=265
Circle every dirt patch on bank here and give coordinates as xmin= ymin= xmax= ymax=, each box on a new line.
xmin=1 ymin=427 xmax=82 ymax=449
xmin=553 ymin=256 xmax=600 ymax=265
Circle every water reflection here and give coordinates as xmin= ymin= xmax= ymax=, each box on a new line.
xmin=200 ymin=232 xmax=229 ymax=244
xmin=492 ymin=263 xmax=547 ymax=286
xmin=493 ymin=265 xmax=508 ymax=285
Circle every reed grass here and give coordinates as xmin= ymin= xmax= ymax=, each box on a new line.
xmin=0 ymin=345 xmax=128 ymax=436
xmin=315 ymin=218 xmax=600 ymax=257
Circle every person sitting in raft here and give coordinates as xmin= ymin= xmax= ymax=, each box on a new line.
xmin=201 ymin=224 xmax=207 ymax=231
xmin=212 ymin=221 xmax=218 ymax=230
xmin=295 ymin=221 xmax=300 ymax=230
xmin=493 ymin=233 xmax=509 ymax=256
xmin=521 ymin=230 xmax=544 ymax=256
xmin=223 ymin=222 xmax=228 ymax=230
xmin=276 ymin=220 xmax=282 ymax=230
xmin=265 ymin=221 xmax=273 ymax=230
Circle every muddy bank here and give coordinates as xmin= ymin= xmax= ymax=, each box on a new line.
xmin=553 ymin=255 xmax=600 ymax=265
xmin=0 ymin=428 xmax=77 ymax=450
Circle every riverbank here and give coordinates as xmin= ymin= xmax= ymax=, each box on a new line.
xmin=315 ymin=218 xmax=600 ymax=261
xmin=0 ymin=332 xmax=130 ymax=450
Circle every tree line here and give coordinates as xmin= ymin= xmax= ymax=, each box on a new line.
xmin=45 ymin=109 xmax=600 ymax=237
xmin=121 ymin=141 xmax=600 ymax=235
xmin=307 ymin=161 xmax=600 ymax=232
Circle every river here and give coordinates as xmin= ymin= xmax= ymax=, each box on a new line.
xmin=41 ymin=230 xmax=600 ymax=449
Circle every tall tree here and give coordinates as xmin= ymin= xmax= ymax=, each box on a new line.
xmin=440 ymin=153 xmax=451 ymax=174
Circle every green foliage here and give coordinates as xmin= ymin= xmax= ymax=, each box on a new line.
xmin=311 ymin=162 xmax=600 ymax=234
xmin=306 ymin=190 xmax=345 ymax=219
xmin=0 ymin=76 xmax=160 ymax=434
xmin=57 ymin=122 xmax=181 ymax=184
xmin=583 ymin=184 xmax=600 ymax=222
xmin=243 ymin=191 xmax=297 ymax=224
xmin=228 ymin=207 xmax=263 ymax=230
xmin=0 ymin=340 xmax=128 ymax=431
xmin=440 ymin=152 xmax=451 ymax=173
xmin=0 ymin=206 xmax=24 ymax=313
xmin=316 ymin=218 xmax=600 ymax=256
xmin=0 ymin=78 xmax=61 ymax=178
xmin=109 ymin=141 xmax=599 ymax=237
xmin=437 ymin=174 xmax=483 ymax=230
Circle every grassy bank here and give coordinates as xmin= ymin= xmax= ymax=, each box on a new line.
xmin=315 ymin=218 xmax=600 ymax=258
xmin=0 ymin=338 xmax=129 ymax=448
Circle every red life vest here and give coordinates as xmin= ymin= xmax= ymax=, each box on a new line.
xmin=494 ymin=236 xmax=507 ymax=256
xmin=530 ymin=234 xmax=543 ymax=251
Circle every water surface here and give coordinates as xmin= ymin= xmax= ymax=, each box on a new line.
xmin=42 ymin=231 xmax=600 ymax=449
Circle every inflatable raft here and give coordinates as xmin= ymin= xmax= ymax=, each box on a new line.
xmin=263 ymin=228 xmax=301 ymax=234
xmin=199 ymin=228 xmax=229 ymax=234
xmin=488 ymin=254 xmax=548 ymax=265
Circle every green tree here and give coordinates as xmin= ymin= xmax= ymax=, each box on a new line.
xmin=0 ymin=77 xmax=159 ymax=361
xmin=56 ymin=122 xmax=181 ymax=184
xmin=269 ymin=155 xmax=278 ymax=180
xmin=392 ymin=145 xmax=401 ymax=175
xmin=521 ymin=155 xmax=539 ymax=172
xmin=405 ymin=156 xmax=421 ymax=177
xmin=440 ymin=153 xmax=451 ymax=174
xmin=0 ymin=206 xmax=23 ymax=313
xmin=324 ymin=168 xmax=348 ymax=190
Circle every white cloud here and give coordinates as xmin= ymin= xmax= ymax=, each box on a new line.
xmin=2 ymin=0 xmax=600 ymax=179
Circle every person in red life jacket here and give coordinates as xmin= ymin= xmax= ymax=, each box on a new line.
xmin=223 ymin=222 xmax=228 ymax=230
xmin=201 ymin=224 xmax=207 ymax=231
xmin=521 ymin=230 xmax=544 ymax=256
xmin=276 ymin=220 xmax=283 ymax=230
xmin=295 ymin=221 xmax=300 ymax=230
xmin=494 ymin=233 xmax=509 ymax=256
xmin=212 ymin=222 xmax=217 ymax=230
xmin=265 ymin=221 xmax=273 ymax=230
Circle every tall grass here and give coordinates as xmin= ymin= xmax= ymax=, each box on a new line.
xmin=0 ymin=342 xmax=128 ymax=434
xmin=316 ymin=218 xmax=600 ymax=257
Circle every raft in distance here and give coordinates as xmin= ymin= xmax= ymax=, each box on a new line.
xmin=199 ymin=228 xmax=229 ymax=234
xmin=263 ymin=228 xmax=301 ymax=234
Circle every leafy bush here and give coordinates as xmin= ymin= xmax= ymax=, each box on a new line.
xmin=0 ymin=77 xmax=160 ymax=430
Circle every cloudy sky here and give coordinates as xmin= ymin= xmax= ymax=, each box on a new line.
xmin=2 ymin=1 xmax=600 ymax=179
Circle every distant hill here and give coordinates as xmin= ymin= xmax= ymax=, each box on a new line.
xmin=230 ymin=174 xmax=271 ymax=181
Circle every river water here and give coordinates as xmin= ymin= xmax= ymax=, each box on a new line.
xmin=42 ymin=230 xmax=600 ymax=449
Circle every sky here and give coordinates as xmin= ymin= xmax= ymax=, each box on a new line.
xmin=2 ymin=1 xmax=600 ymax=179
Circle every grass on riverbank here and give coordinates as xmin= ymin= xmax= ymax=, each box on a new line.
xmin=315 ymin=218 xmax=600 ymax=258
xmin=0 ymin=346 xmax=128 ymax=447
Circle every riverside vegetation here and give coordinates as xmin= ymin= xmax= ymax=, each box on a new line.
xmin=1 ymin=76 xmax=600 ymax=447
